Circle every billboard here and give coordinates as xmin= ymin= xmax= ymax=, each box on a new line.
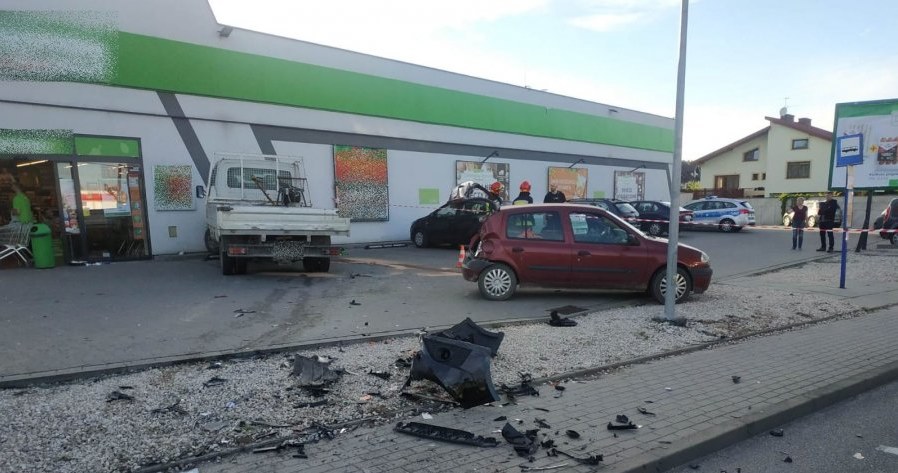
xmin=830 ymin=99 xmax=898 ymax=190
xmin=455 ymin=161 xmax=510 ymax=202
xmin=547 ymin=167 xmax=588 ymax=199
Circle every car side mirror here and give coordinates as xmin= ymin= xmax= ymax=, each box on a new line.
xmin=196 ymin=185 xmax=206 ymax=199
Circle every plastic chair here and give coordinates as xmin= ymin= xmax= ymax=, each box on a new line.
xmin=0 ymin=222 xmax=33 ymax=267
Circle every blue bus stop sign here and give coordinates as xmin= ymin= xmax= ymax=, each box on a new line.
xmin=836 ymin=133 xmax=863 ymax=167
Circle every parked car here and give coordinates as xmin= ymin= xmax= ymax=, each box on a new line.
xmin=566 ymin=198 xmax=640 ymax=224
xmin=783 ymin=200 xmax=820 ymax=228
xmin=629 ymin=200 xmax=694 ymax=236
xmin=874 ymin=197 xmax=898 ymax=245
xmin=461 ymin=204 xmax=712 ymax=303
xmin=410 ymin=197 xmax=497 ymax=248
xmin=684 ymin=196 xmax=756 ymax=232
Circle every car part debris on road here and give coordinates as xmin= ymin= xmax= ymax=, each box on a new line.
xmin=430 ymin=317 xmax=505 ymax=356
xmin=106 ymin=390 xmax=134 ymax=402
xmin=546 ymin=447 xmax=603 ymax=465
xmin=202 ymin=376 xmax=227 ymax=388
xmin=394 ymin=421 xmax=499 ymax=447
xmin=292 ymin=355 xmax=343 ymax=386
xmin=769 ymin=429 xmax=784 ymax=437
xmin=637 ymin=406 xmax=656 ymax=416
xmin=501 ymin=422 xmax=539 ymax=457
xmin=547 ymin=310 xmax=577 ymax=327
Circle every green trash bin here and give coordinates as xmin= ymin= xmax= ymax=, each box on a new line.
xmin=30 ymin=223 xmax=55 ymax=269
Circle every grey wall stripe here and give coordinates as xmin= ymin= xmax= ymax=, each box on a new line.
xmin=250 ymin=124 xmax=669 ymax=171
xmin=157 ymin=92 xmax=211 ymax=184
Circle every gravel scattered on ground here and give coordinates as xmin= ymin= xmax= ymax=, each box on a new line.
xmin=0 ymin=254 xmax=889 ymax=473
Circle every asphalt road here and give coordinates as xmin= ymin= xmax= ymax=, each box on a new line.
xmin=666 ymin=379 xmax=898 ymax=473
xmin=0 ymin=225 xmax=831 ymax=378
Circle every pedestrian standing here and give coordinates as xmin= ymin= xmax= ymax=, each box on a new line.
xmin=543 ymin=183 xmax=566 ymax=203
xmin=512 ymin=181 xmax=533 ymax=205
xmin=790 ymin=197 xmax=808 ymax=250
xmin=816 ymin=192 xmax=840 ymax=252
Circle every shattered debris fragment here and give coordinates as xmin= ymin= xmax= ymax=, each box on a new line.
xmin=394 ymin=422 xmax=499 ymax=447
xmin=233 ymin=308 xmax=256 ymax=317
xmin=607 ymin=421 xmax=639 ymax=430
xmin=783 ymin=455 xmax=793 ymax=463
xmin=350 ymin=299 xmax=361 ymax=306
xmin=769 ymin=429 xmax=784 ymax=437
xmin=637 ymin=407 xmax=656 ymax=416
xmin=732 ymin=375 xmax=741 ymax=384
xmin=547 ymin=311 xmax=577 ymax=327
xmin=501 ymin=423 xmax=539 ymax=457
xmin=368 ymin=370 xmax=392 ymax=380
xmin=203 ymin=376 xmax=228 ymax=388
xmin=565 ymin=430 xmax=580 ymax=439
xmin=292 ymin=355 xmax=342 ymax=386
xmin=106 ymin=391 xmax=134 ymax=402
xmin=293 ymin=400 xmax=328 ymax=409
xmin=430 ymin=317 xmax=505 ymax=356
xmin=534 ymin=418 xmax=551 ymax=429
xmin=616 ymin=415 xmax=630 ymax=424
xmin=405 ymin=335 xmax=500 ymax=408
xmin=546 ymin=448 xmax=602 ymax=465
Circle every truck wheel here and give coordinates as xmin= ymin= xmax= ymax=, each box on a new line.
xmin=303 ymin=257 xmax=330 ymax=272
xmin=221 ymin=248 xmax=235 ymax=275
xmin=204 ymin=229 xmax=220 ymax=254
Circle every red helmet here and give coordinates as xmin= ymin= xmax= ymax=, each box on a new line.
xmin=519 ymin=180 xmax=531 ymax=192
xmin=489 ymin=182 xmax=504 ymax=194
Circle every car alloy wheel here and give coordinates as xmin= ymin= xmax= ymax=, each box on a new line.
xmin=413 ymin=230 xmax=428 ymax=248
xmin=477 ymin=263 xmax=517 ymax=301
xmin=651 ymin=267 xmax=691 ymax=304
xmin=719 ymin=219 xmax=735 ymax=233
xmin=648 ymin=222 xmax=663 ymax=236
xmin=891 ymin=232 xmax=898 ymax=246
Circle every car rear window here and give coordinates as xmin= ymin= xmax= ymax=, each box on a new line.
xmin=739 ymin=201 xmax=753 ymax=209
xmin=505 ymin=212 xmax=564 ymax=241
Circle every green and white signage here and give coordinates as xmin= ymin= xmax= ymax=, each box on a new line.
xmin=830 ymin=99 xmax=898 ymax=189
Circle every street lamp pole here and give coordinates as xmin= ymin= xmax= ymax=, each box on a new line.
xmin=659 ymin=0 xmax=689 ymax=323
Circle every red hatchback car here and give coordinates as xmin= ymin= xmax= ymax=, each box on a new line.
xmin=461 ymin=204 xmax=712 ymax=302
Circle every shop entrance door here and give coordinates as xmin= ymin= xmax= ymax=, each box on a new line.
xmin=69 ymin=162 xmax=149 ymax=261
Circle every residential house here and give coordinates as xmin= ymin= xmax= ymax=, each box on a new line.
xmin=690 ymin=113 xmax=833 ymax=197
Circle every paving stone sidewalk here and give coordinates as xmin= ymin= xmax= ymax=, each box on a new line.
xmin=198 ymin=307 xmax=898 ymax=473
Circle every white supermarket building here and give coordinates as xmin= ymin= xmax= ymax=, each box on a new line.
xmin=0 ymin=0 xmax=675 ymax=264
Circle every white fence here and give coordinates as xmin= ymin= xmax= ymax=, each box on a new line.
xmin=679 ymin=193 xmax=895 ymax=228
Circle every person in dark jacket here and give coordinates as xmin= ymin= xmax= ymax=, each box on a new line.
xmin=790 ymin=197 xmax=808 ymax=250
xmin=543 ymin=183 xmax=566 ymax=203
xmin=816 ymin=192 xmax=840 ymax=252
xmin=512 ymin=181 xmax=533 ymax=205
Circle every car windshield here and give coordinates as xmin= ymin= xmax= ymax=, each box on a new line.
xmin=615 ymin=202 xmax=638 ymax=214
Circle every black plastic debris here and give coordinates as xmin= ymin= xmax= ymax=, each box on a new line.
xmin=207 ymin=361 xmax=223 ymax=370
xmin=369 ymin=370 xmax=392 ymax=380
xmin=616 ymin=414 xmax=630 ymax=424
xmin=548 ymin=311 xmax=577 ymax=327
xmin=565 ymin=430 xmax=580 ymax=439
xmin=406 ymin=336 xmax=500 ymax=408
xmin=637 ymin=407 xmax=656 ymax=416
xmin=292 ymin=355 xmax=342 ymax=386
xmin=494 ymin=416 xmax=508 ymax=422
xmin=394 ymin=421 xmax=499 ymax=447
xmin=301 ymin=385 xmax=331 ymax=397
xmin=253 ymin=439 xmax=307 ymax=455
xmin=203 ymin=376 xmax=228 ymax=388
xmin=732 ymin=375 xmax=742 ymax=384
xmin=554 ymin=385 xmax=566 ymax=392
xmin=770 ymin=429 xmax=784 ymax=437
xmin=430 ymin=317 xmax=505 ymax=357
xmin=502 ymin=423 xmax=539 ymax=457
xmin=151 ymin=399 xmax=187 ymax=415
xmin=607 ymin=421 xmax=639 ymax=430
xmin=395 ymin=357 xmax=412 ymax=368
xmin=106 ymin=390 xmax=134 ymax=402
xmin=540 ymin=439 xmax=556 ymax=449
xmin=294 ymin=400 xmax=329 ymax=408
xmin=546 ymin=448 xmax=602 ymax=465
xmin=535 ymin=418 xmax=551 ymax=429
xmin=500 ymin=373 xmax=540 ymax=403
xmin=293 ymin=444 xmax=308 ymax=459
xmin=350 ymin=299 xmax=361 ymax=306
xmin=233 ymin=308 xmax=256 ymax=317
xmin=783 ymin=456 xmax=793 ymax=463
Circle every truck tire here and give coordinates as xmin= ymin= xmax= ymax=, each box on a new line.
xmin=205 ymin=229 xmax=220 ymax=254
xmin=303 ymin=257 xmax=330 ymax=272
xmin=221 ymin=248 xmax=235 ymax=275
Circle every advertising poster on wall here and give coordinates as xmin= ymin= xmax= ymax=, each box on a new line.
xmin=613 ymin=171 xmax=645 ymax=201
xmin=58 ymin=177 xmax=80 ymax=234
xmin=547 ymin=167 xmax=588 ymax=199
xmin=830 ymin=99 xmax=898 ymax=189
xmin=455 ymin=161 xmax=510 ymax=202
xmin=334 ymin=145 xmax=389 ymax=221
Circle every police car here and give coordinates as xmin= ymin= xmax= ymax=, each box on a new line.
xmin=683 ymin=196 xmax=756 ymax=232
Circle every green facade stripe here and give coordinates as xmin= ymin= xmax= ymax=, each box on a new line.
xmin=74 ymin=136 xmax=140 ymax=157
xmin=0 ymin=129 xmax=74 ymax=155
xmin=835 ymin=100 xmax=898 ymax=119
xmin=112 ymin=33 xmax=673 ymax=153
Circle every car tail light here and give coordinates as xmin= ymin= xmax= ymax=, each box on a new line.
xmin=228 ymin=246 xmax=248 ymax=256
xmin=739 ymin=209 xmax=750 ymax=214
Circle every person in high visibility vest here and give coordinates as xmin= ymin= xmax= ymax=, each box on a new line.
xmin=512 ymin=181 xmax=533 ymax=205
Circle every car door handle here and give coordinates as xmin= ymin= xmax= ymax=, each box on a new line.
xmin=512 ymin=247 xmax=524 ymax=253
xmin=578 ymin=250 xmax=591 ymax=256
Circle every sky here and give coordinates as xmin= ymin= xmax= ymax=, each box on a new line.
xmin=208 ymin=0 xmax=898 ymax=162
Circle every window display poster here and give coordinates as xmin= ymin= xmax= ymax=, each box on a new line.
xmin=548 ymin=167 xmax=588 ymax=199
xmin=455 ymin=161 xmax=510 ymax=202
xmin=333 ymin=145 xmax=389 ymax=221
xmin=59 ymin=177 xmax=80 ymax=234
xmin=613 ymin=171 xmax=645 ymax=201
xmin=830 ymin=100 xmax=898 ymax=189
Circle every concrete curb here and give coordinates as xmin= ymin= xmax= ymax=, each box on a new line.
xmin=610 ymin=357 xmax=898 ymax=473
